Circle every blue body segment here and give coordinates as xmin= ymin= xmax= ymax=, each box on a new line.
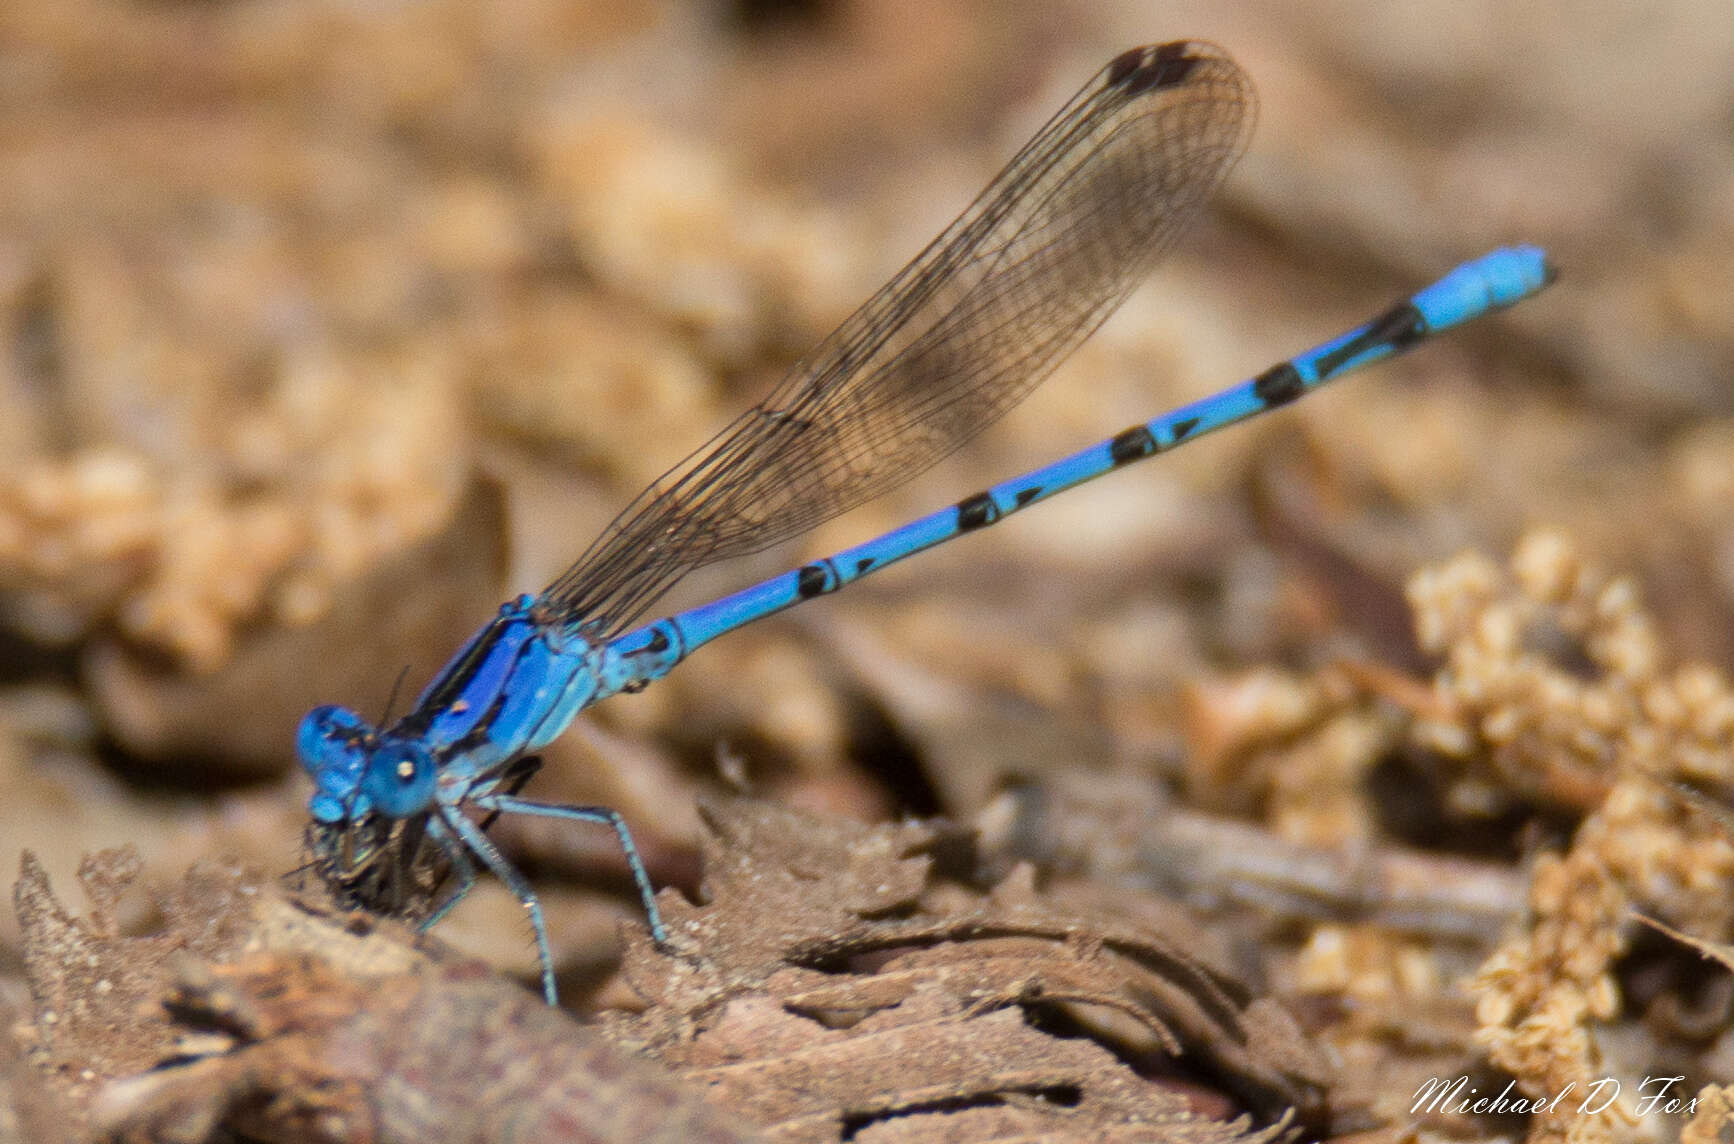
xmin=655 ymin=245 xmax=1551 ymax=657
xmin=295 ymin=38 xmax=1554 ymax=1007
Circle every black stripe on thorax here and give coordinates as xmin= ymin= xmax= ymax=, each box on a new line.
xmin=396 ymin=615 xmax=519 ymax=736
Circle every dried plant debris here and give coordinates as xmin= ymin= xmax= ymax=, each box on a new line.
xmin=608 ymin=798 xmax=1330 ymax=1142
xmin=1407 ymin=528 xmax=1734 ymax=812
xmin=962 ymin=532 xmax=1734 ymax=1144
xmin=0 ymin=993 xmax=78 ymax=1144
xmin=971 ymin=769 xmax=1529 ymax=944
xmin=12 ymin=803 xmax=1329 ymax=1144
xmin=1681 ymin=1086 xmax=1734 ymax=1144
xmin=14 ymin=848 xmax=264 ymax=1086
xmin=1407 ymin=531 xmax=1734 ymax=1143
xmin=93 ymin=956 xmax=758 ymax=1144
xmin=13 ymin=848 xmax=755 ymax=1144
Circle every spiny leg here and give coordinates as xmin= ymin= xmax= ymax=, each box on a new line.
xmin=417 ymin=813 xmax=479 ymax=934
xmin=471 ymin=793 xmax=668 ymax=945
xmin=440 ymin=805 xmax=563 ymax=1005
xmin=419 ymin=754 xmax=540 ymax=931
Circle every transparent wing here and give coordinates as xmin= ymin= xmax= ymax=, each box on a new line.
xmin=537 ymin=42 xmax=1254 ymax=636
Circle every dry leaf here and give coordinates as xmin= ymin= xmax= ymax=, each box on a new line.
xmin=608 ymin=798 xmax=1329 ymax=1142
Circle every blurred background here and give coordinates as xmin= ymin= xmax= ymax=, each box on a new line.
xmin=0 ymin=0 xmax=1730 ymax=1032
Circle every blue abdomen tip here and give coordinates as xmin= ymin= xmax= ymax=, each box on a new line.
xmin=1414 ymin=246 xmax=1554 ymax=329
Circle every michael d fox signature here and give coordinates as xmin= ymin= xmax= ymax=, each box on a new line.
xmin=1413 ymin=1075 xmax=1698 ymax=1118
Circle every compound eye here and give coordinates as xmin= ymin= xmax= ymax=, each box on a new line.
xmin=361 ymin=740 xmax=437 ymax=818
xmin=297 ymin=706 xmax=373 ymax=783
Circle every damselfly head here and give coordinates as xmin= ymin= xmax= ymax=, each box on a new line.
xmin=298 ymin=703 xmax=440 ymax=821
xmin=298 ymin=704 xmax=377 ymax=822
xmin=298 ymin=707 xmax=448 ymax=919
